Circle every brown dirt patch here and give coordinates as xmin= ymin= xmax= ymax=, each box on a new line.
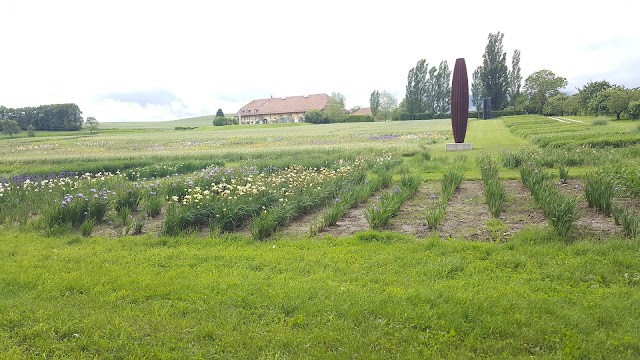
xmin=386 ymin=183 xmax=438 ymax=238
xmin=435 ymin=181 xmax=493 ymax=240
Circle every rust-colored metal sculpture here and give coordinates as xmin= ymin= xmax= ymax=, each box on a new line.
xmin=451 ymin=58 xmax=469 ymax=143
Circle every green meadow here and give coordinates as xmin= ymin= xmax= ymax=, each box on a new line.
xmin=1 ymin=115 xmax=640 ymax=358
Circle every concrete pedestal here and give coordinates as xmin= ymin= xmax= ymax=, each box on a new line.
xmin=445 ymin=143 xmax=473 ymax=151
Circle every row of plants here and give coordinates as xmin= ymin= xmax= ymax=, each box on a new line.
xmin=519 ymin=164 xmax=577 ymax=239
xmin=425 ymin=164 xmax=466 ymax=230
xmin=162 ymin=155 xmax=395 ymax=238
xmin=504 ymin=116 xmax=640 ymax=149
xmin=501 ymin=146 xmax=616 ymax=169
xmin=476 ymin=153 xmax=506 ymax=218
xmin=309 ymin=166 xmax=396 ymax=236
xmin=364 ymin=173 xmax=422 ymax=230
xmin=584 ymin=170 xmax=640 ymax=239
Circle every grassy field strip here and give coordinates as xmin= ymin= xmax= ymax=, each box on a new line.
xmin=2 ymin=232 xmax=640 ymax=358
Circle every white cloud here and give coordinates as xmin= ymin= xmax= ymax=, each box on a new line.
xmin=1 ymin=0 xmax=639 ymax=121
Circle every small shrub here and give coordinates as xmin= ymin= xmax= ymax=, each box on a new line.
xmin=592 ymin=119 xmax=608 ymax=126
xmin=27 ymin=124 xmax=35 ymax=137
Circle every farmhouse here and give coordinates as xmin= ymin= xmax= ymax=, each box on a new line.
xmin=235 ymin=93 xmax=331 ymax=124
xmin=351 ymin=107 xmax=373 ymax=116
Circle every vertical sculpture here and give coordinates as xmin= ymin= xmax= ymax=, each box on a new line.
xmin=451 ymin=58 xmax=469 ymax=143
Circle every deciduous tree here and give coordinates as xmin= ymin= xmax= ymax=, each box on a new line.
xmin=543 ymin=93 xmax=568 ymax=116
xmin=1 ymin=120 xmax=21 ymax=137
xmin=603 ymin=87 xmax=631 ymax=120
xmin=524 ymin=70 xmax=568 ymax=115
xmin=577 ymin=80 xmax=612 ymax=115
xmin=85 ymin=116 xmax=99 ymax=133
xmin=378 ymin=91 xmax=398 ymax=121
xmin=330 ymin=92 xmax=346 ymax=109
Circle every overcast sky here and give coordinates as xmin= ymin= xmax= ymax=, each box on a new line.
xmin=1 ymin=0 xmax=639 ymax=122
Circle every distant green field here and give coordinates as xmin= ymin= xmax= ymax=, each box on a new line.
xmin=101 ymin=115 xmax=220 ymax=129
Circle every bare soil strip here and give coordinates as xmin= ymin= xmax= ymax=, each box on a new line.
xmin=386 ymin=183 xmax=439 ymax=238
xmin=435 ymin=181 xmax=493 ymax=240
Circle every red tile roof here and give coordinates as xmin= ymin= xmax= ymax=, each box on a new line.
xmin=236 ymin=94 xmax=330 ymax=116
xmin=352 ymin=107 xmax=372 ymax=116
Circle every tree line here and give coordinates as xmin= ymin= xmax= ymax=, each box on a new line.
xmin=0 ymin=103 xmax=85 ymax=131
xmin=360 ymin=31 xmax=639 ymax=121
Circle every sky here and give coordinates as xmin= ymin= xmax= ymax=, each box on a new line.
xmin=1 ymin=0 xmax=639 ymax=122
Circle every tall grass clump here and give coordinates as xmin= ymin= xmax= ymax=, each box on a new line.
xmin=592 ymin=118 xmax=608 ymax=126
xmin=365 ymin=174 xmax=421 ymax=230
xmin=425 ymin=193 xmax=446 ymax=229
xmin=441 ymin=167 xmax=464 ymax=200
xmin=612 ymin=206 xmax=640 ymax=239
xmin=520 ymin=165 xmax=577 ymax=239
xmin=501 ymin=149 xmax=523 ymax=169
xmin=584 ymin=172 xmax=614 ymax=216
xmin=476 ymin=154 xmax=506 ymax=218
xmin=142 ymin=195 xmax=163 ymax=217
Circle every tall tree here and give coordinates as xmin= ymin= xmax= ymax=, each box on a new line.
xmin=523 ymin=69 xmax=568 ymax=115
xmin=378 ymin=91 xmax=398 ymax=121
xmin=0 ymin=120 xmax=21 ymax=137
xmin=471 ymin=66 xmax=484 ymax=118
xmin=85 ymin=116 xmax=99 ymax=133
xmin=543 ymin=93 xmax=568 ymax=116
xmin=577 ymin=80 xmax=612 ymax=115
xmin=405 ymin=59 xmax=428 ymax=114
xmin=369 ymin=90 xmax=381 ymax=117
xmin=424 ymin=66 xmax=438 ymax=114
xmin=481 ymin=32 xmax=509 ymax=111
xmin=216 ymin=108 xmax=224 ymax=117
xmin=436 ymin=60 xmax=451 ymax=114
xmin=330 ymin=92 xmax=346 ymax=109
xmin=508 ymin=49 xmax=522 ymax=114
xmin=603 ymin=87 xmax=631 ymax=120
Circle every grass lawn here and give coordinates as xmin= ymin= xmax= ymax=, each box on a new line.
xmin=1 ymin=230 xmax=639 ymax=358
